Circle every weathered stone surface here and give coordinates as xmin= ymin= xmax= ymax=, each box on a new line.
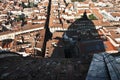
xmin=87 ymin=53 xmax=120 ymax=80
xmin=86 ymin=54 xmax=110 ymax=80
xmin=0 ymin=58 xmax=90 ymax=80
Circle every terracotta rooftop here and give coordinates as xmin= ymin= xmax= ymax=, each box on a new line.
xmin=0 ymin=24 xmax=45 ymax=36
xmin=110 ymin=31 xmax=120 ymax=38
xmin=36 ymin=29 xmax=45 ymax=48
xmin=21 ymin=0 xmax=28 ymax=3
xmin=92 ymin=9 xmax=103 ymax=19
xmin=78 ymin=10 xmax=91 ymax=14
xmin=92 ymin=20 xmax=102 ymax=26
xmin=104 ymin=41 xmax=117 ymax=51
xmin=101 ymin=21 xmax=111 ymax=26
xmin=111 ymin=12 xmax=120 ymax=17
xmin=45 ymin=32 xmax=64 ymax=57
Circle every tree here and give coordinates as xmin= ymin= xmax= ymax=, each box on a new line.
xmin=89 ymin=14 xmax=97 ymax=20
xmin=21 ymin=2 xmax=27 ymax=8
xmin=20 ymin=13 xmax=26 ymax=26
xmin=92 ymin=0 xmax=97 ymax=2
xmin=71 ymin=0 xmax=85 ymax=2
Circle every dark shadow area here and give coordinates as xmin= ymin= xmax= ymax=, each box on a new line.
xmin=51 ymin=10 xmax=105 ymax=58
xmin=49 ymin=10 xmax=106 ymax=79
xmin=41 ymin=0 xmax=52 ymax=57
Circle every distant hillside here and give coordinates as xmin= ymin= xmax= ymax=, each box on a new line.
xmin=71 ymin=0 xmax=85 ymax=2
xmin=71 ymin=0 xmax=97 ymax=2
